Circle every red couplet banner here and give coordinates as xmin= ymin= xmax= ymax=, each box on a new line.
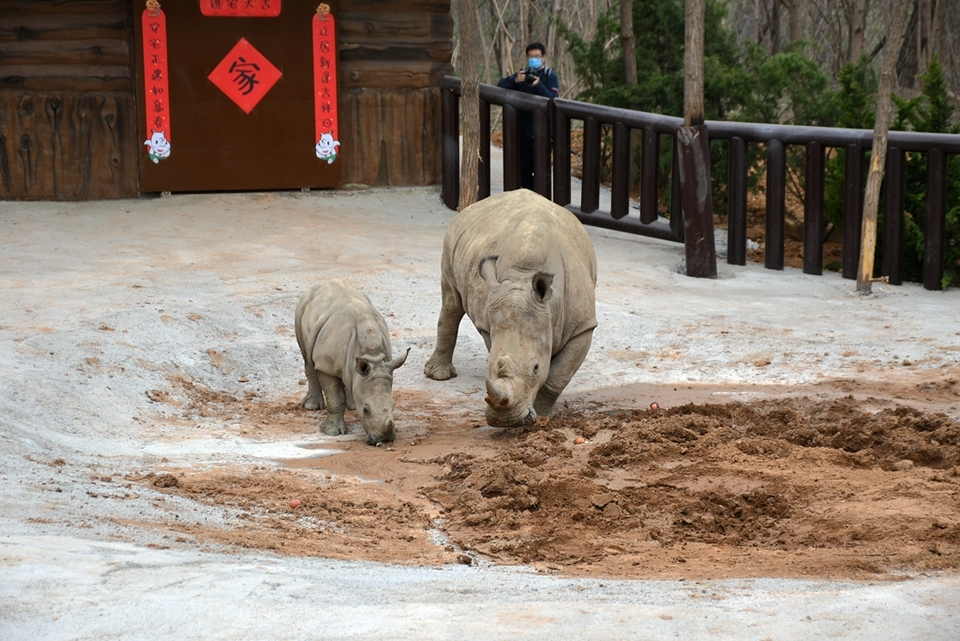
xmin=142 ymin=3 xmax=171 ymax=163
xmin=312 ymin=6 xmax=339 ymax=164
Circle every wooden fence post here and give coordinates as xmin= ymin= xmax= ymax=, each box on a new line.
xmin=727 ymin=136 xmax=748 ymax=266
xmin=676 ymin=124 xmax=717 ymax=279
xmin=765 ymin=139 xmax=786 ymax=271
xmin=441 ymin=86 xmax=459 ymax=210
xmin=803 ymin=141 xmax=825 ymax=275
xmin=924 ymin=148 xmax=947 ymax=290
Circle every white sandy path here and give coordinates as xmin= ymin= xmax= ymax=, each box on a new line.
xmin=1 ymin=186 xmax=959 ymax=640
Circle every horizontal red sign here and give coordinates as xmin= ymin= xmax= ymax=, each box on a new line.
xmin=200 ymin=0 xmax=281 ymax=18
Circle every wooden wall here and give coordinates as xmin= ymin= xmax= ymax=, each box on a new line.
xmin=338 ymin=0 xmax=453 ymax=186
xmin=0 ymin=0 xmax=453 ymax=200
xmin=0 ymin=0 xmax=139 ymax=200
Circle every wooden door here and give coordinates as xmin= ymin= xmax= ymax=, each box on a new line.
xmin=134 ymin=0 xmax=341 ymax=193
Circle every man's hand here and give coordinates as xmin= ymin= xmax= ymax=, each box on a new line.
xmin=530 ymin=76 xmax=540 ymax=87
xmin=515 ymin=70 xmax=527 ymax=84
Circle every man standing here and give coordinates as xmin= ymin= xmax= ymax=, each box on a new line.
xmin=497 ymin=42 xmax=559 ymax=191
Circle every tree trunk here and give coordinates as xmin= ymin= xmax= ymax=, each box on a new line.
xmin=475 ymin=1 xmax=493 ymax=85
xmin=897 ymin=1 xmax=920 ymax=89
xmin=756 ymin=0 xmax=782 ymax=54
xmin=620 ymin=0 xmax=640 ymax=194
xmin=680 ymin=0 xmax=716 ymax=279
xmin=932 ymin=0 xmax=960 ymax=102
xmin=620 ymin=0 xmax=638 ymax=90
xmin=848 ymin=0 xmax=869 ymax=63
xmin=489 ymin=0 xmax=513 ymax=83
xmin=787 ymin=0 xmax=801 ymax=44
xmin=857 ymin=0 xmax=911 ymax=293
xmin=917 ymin=0 xmax=932 ymax=71
xmin=769 ymin=0 xmax=781 ymax=54
xmin=546 ymin=0 xmax=564 ymax=65
xmin=458 ymin=0 xmax=482 ymax=211
xmin=684 ymin=0 xmax=705 ymax=126
xmin=520 ymin=0 xmax=529 ymax=56
xmin=585 ymin=0 xmax=598 ymax=40
xmin=755 ymin=0 xmax=763 ymax=44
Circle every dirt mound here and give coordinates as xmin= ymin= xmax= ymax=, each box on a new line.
xmin=425 ymin=398 xmax=960 ymax=578
xmin=137 ymin=387 xmax=960 ymax=580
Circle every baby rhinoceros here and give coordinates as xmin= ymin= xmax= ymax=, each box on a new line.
xmin=295 ymin=280 xmax=409 ymax=445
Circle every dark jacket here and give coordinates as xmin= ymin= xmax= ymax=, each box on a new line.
xmin=497 ymin=66 xmax=559 ymax=139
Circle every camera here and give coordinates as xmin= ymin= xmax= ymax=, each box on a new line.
xmin=517 ymin=68 xmax=538 ymax=84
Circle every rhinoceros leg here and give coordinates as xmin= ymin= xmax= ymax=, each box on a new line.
xmin=302 ymin=363 xmax=326 ymax=411
xmin=424 ymin=277 xmax=464 ymax=380
xmin=318 ymin=372 xmax=348 ymax=436
xmin=534 ymin=330 xmax=595 ymax=417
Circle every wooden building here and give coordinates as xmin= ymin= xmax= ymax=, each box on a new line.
xmin=0 ymin=0 xmax=453 ymax=200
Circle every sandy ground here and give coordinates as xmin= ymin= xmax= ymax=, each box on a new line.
xmin=2 ymin=180 xmax=960 ymax=639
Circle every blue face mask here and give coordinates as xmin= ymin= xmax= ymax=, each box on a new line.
xmin=527 ymin=57 xmax=543 ymax=70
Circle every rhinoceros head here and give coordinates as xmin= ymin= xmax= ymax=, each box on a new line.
xmin=479 ymin=256 xmax=553 ymax=427
xmin=352 ymin=348 xmax=410 ymax=445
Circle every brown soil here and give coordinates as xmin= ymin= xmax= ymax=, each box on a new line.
xmin=134 ymin=374 xmax=960 ymax=581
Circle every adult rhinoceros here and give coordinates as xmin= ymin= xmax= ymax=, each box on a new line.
xmin=424 ymin=189 xmax=598 ymax=427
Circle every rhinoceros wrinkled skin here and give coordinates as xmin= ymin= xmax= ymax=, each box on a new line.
xmin=424 ymin=189 xmax=598 ymax=427
xmin=295 ymin=280 xmax=409 ymax=445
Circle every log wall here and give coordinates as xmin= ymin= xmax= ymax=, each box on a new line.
xmin=0 ymin=0 xmax=139 ymax=200
xmin=0 ymin=0 xmax=453 ymax=200
xmin=339 ymin=1 xmax=453 ymax=186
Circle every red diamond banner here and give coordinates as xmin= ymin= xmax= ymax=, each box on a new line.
xmin=208 ymin=38 xmax=282 ymax=114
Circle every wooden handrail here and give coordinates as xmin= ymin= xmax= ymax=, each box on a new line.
xmin=441 ymin=75 xmax=960 ymax=290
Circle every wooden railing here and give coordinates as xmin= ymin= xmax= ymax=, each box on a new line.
xmin=440 ymin=76 xmax=960 ymax=290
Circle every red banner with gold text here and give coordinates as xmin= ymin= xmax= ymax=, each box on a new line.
xmin=312 ymin=6 xmax=339 ymax=164
xmin=142 ymin=3 xmax=171 ymax=163
xmin=200 ymin=0 xmax=282 ymax=18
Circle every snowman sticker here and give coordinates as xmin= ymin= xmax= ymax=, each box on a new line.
xmin=315 ymin=131 xmax=340 ymax=164
xmin=144 ymin=130 xmax=171 ymax=164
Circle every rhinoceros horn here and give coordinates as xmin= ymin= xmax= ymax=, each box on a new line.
xmin=387 ymin=347 xmax=410 ymax=372
xmin=485 ymin=377 xmax=511 ymax=409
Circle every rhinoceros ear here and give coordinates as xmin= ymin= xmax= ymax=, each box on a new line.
xmin=532 ymin=271 xmax=554 ymax=303
xmin=355 ymin=357 xmax=372 ymax=377
xmin=478 ymin=255 xmax=499 ymax=285
xmin=388 ymin=347 xmax=410 ymax=372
